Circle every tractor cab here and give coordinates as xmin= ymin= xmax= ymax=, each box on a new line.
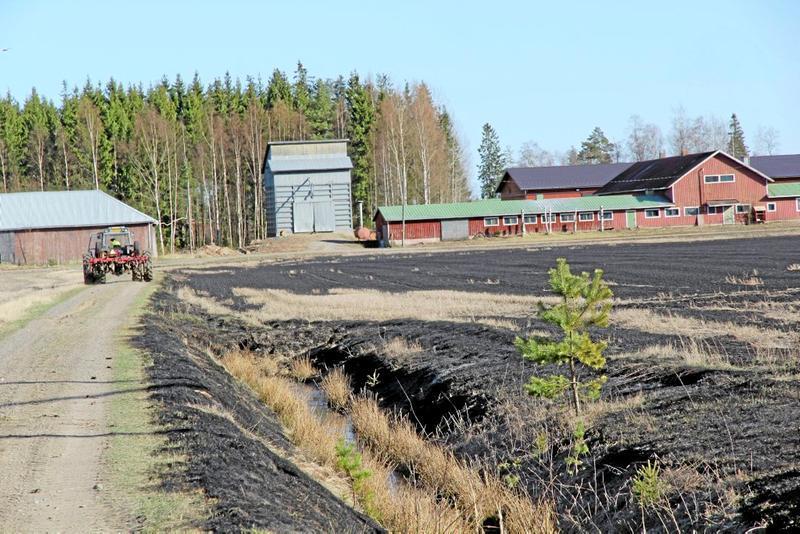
xmin=88 ymin=227 xmax=141 ymax=258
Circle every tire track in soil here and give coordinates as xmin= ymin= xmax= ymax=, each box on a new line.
xmin=0 ymin=279 xmax=148 ymax=532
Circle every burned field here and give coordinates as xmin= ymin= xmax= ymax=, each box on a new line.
xmin=141 ymin=235 xmax=800 ymax=532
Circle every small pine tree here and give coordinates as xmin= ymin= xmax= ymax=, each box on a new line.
xmin=477 ymin=123 xmax=504 ymax=198
xmin=727 ymin=113 xmax=748 ymax=159
xmin=515 ymin=258 xmax=613 ymax=416
xmin=576 ymin=127 xmax=616 ymax=164
xmin=335 ymin=439 xmax=373 ymax=507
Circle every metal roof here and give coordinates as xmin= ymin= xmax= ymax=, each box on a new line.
xmin=375 ymin=194 xmax=673 ymax=222
xmin=499 ymin=162 xmax=632 ymax=192
xmin=750 ymin=154 xmax=800 ymax=179
xmin=597 ymin=152 xmax=716 ymax=194
xmin=0 ymin=190 xmax=157 ymax=231
xmin=767 ymin=182 xmax=800 ymax=198
xmin=267 ymin=156 xmax=353 ymax=173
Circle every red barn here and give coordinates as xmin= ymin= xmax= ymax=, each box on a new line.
xmin=596 ymin=150 xmax=799 ymax=225
xmin=496 ymin=162 xmax=632 ymax=200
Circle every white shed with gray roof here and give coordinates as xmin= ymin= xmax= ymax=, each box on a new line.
xmin=263 ymin=140 xmax=353 ymax=236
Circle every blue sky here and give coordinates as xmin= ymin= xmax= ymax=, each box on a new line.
xmin=2 ymin=0 xmax=798 ymax=186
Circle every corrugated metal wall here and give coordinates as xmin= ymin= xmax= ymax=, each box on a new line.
xmin=0 ymin=232 xmax=14 ymax=263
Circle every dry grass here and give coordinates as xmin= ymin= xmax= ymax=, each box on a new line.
xmin=349 ymin=395 xmax=555 ymax=532
xmin=787 ymin=263 xmax=800 ymax=272
xmin=630 ymin=339 xmax=734 ymax=369
xmin=382 ymin=337 xmax=424 ymax=360
xmin=232 ymin=287 xmax=557 ymax=324
xmin=220 ymin=350 xmax=472 ymax=533
xmin=724 ymin=270 xmax=763 ymax=286
xmin=289 ymin=356 xmax=316 ymax=381
xmin=614 ymin=307 xmax=798 ymax=349
xmin=320 ymin=367 xmax=351 ymax=411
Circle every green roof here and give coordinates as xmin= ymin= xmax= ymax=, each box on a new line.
xmin=767 ymin=182 xmax=800 ymax=198
xmin=375 ymin=194 xmax=673 ymax=222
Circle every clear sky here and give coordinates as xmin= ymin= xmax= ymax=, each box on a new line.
xmin=2 ymin=0 xmax=798 ymax=186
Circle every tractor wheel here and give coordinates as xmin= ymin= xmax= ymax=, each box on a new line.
xmin=94 ymin=265 xmax=106 ymax=284
xmin=131 ymin=264 xmax=141 ymax=282
xmin=143 ymin=257 xmax=153 ymax=282
xmin=83 ymin=270 xmax=95 ymax=284
xmin=133 ymin=241 xmax=141 ymax=256
xmin=94 ymin=242 xmax=102 ymax=259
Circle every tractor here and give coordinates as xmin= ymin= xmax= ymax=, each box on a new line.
xmin=82 ymin=226 xmax=153 ymax=284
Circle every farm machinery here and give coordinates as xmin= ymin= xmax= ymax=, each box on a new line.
xmin=82 ymin=226 xmax=153 ymax=284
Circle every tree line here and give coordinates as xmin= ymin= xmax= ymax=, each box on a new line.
xmin=0 ymin=63 xmax=471 ymax=251
xmin=477 ymin=109 xmax=781 ymax=198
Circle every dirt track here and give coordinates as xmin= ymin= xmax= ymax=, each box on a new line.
xmin=0 ymin=279 xmax=148 ymax=532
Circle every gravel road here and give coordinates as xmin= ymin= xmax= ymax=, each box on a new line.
xmin=0 ymin=278 xmax=148 ymax=532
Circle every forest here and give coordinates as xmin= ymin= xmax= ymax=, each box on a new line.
xmin=0 ymin=63 xmax=471 ymax=252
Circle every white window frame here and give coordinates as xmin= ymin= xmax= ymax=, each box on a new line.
xmin=664 ymin=207 xmax=680 ymax=218
xmin=578 ymin=212 xmax=594 ymax=222
xmin=502 ymin=215 xmax=519 ymax=225
xmin=644 ymin=208 xmax=661 ymax=219
xmin=559 ymin=213 xmax=576 ymax=223
xmin=600 ymin=211 xmax=613 ymax=221
xmin=484 ymin=217 xmax=499 ymax=227
xmin=704 ymin=174 xmax=735 ymax=184
xmin=735 ymin=204 xmax=750 ymax=214
xmin=684 ymin=206 xmax=700 ymax=216
xmin=523 ymin=214 xmax=537 ymax=224
xmin=766 ymin=202 xmax=777 ymax=212
xmin=796 ymin=198 xmax=800 ymax=212
xmin=542 ymin=213 xmax=556 ymax=223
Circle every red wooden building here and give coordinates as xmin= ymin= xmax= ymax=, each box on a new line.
xmin=496 ymin=162 xmax=632 ymax=200
xmin=374 ymin=152 xmax=800 ymax=246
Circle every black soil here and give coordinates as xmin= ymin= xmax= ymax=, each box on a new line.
xmin=145 ymin=235 xmax=800 ymax=533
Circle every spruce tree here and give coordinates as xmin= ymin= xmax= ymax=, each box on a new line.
xmin=727 ymin=113 xmax=748 ymax=159
xmin=477 ymin=122 xmax=504 ymax=198
xmin=345 ymin=73 xmax=375 ymax=214
xmin=576 ymin=127 xmax=615 ymax=164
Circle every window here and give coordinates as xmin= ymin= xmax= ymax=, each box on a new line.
xmin=502 ymin=215 xmax=518 ymax=225
xmin=644 ymin=209 xmax=660 ymax=218
xmin=735 ymin=204 xmax=750 ymax=214
xmin=541 ymin=213 xmax=556 ymax=222
xmin=560 ymin=213 xmax=575 ymax=223
xmin=704 ymin=174 xmax=735 ymax=184
xmin=684 ymin=206 xmax=700 ymax=216
xmin=523 ymin=214 xmax=537 ymax=224
xmin=665 ymin=208 xmax=680 ymax=218
xmin=796 ymin=198 xmax=800 ymax=212
xmin=767 ymin=203 xmax=777 ymax=212
xmin=579 ymin=212 xmax=594 ymax=221
xmin=707 ymin=206 xmax=723 ymax=214
xmin=484 ymin=217 xmax=499 ymax=226
xmin=600 ymin=211 xmax=613 ymax=221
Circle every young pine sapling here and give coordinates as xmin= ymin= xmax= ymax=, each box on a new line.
xmin=515 ymin=258 xmax=613 ymax=417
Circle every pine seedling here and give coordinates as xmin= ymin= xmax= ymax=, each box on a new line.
xmin=335 ymin=439 xmax=373 ymax=507
xmin=515 ymin=258 xmax=613 ymax=417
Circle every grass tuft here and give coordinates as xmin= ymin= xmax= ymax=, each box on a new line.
xmin=320 ymin=367 xmax=352 ymax=411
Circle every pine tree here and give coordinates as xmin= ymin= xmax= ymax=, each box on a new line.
xmin=307 ymin=79 xmax=334 ymax=139
xmin=515 ymin=258 xmax=612 ymax=417
xmin=727 ymin=113 xmax=748 ymax=159
xmin=577 ymin=127 xmax=615 ymax=164
xmin=345 ymin=73 xmax=375 ymax=214
xmin=477 ymin=122 xmax=503 ymax=198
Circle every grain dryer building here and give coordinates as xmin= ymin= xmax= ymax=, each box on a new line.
xmin=263 ymin=140 xmax=353 ymax=236
xmin=0 ymin=189 xmax=157 ymax=265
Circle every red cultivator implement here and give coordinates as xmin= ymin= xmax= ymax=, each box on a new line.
xmin=82 ymin=227 xmax=153 ymax=284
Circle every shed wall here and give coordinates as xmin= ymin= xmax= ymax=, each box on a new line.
xmin=5 ymin=223 xmax=154 ymax=265
xmin=266 ymin=170 xmax=352 ymax=236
